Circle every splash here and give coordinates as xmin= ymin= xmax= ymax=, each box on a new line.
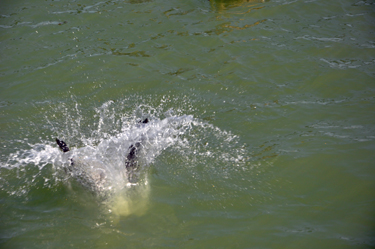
xmin=56 ymin=113 xmax=194 ymax=197
xmin=0 ymin=97 xmax=250 ymax=216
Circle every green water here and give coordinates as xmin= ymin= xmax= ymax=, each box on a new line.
xmin=1 ymin=0 xmax=375 ymax=248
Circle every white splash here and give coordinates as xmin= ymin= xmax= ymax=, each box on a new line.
xmin=1 ymin=99 xmax=248 ymax=216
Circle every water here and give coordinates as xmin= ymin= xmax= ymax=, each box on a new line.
xmin=1 ymin=0 xmax=374 ymax=248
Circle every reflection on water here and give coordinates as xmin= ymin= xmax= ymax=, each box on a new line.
xmin=128 ymin=0 xmax=152 ymax=4
xmin=210 ymin=0 xmax=267 ymax=12
xmin=223 ymin=19 xmax=266 ymax=30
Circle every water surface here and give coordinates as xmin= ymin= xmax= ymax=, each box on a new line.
xmin=1 ymin=0 xmax=374 ymax=248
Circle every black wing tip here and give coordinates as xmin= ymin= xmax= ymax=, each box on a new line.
xmin=139 ymin=118 xmax=149 ymax=124
xmin=56 ymin=138 xmax=70 ymax=152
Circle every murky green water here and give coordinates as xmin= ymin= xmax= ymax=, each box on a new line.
xmin=1 ymin=0 xmax=374 ymax=248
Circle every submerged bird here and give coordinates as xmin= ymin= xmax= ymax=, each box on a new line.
xmin=55 ymin=118 xmax=150 ymax=193
xmin=125 ymin=118 xmax=149 ymax=171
